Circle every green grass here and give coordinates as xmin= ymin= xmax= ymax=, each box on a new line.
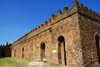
xmin=0 ymin=57 xmax=15 ymax=67
xmin=4 ymin=57 xmax=32 ymax=67
xmin=43 ymin=62 xmax=59 ymax=67
xmin=96 ymin=65 xmax=100 ymax=67
xmin=0 ymin=57 xmax=70 ymax=67
xmin=0 ymin=57 xmax=32 ymax=67
xmin=3 ymin=57 xmax=100 ymax=67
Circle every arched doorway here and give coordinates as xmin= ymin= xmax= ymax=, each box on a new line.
xmin=14 ymin=50 xmax=16 ymax=57
xmin=40 ymin=43 xmax=45 ymax=61
xmin=58 ymin=36 xmax=66 ymax=65
xmin=22 ymin=48 xmax=24 ymax=59
xmin=95 ymin=35 xmax=100 ymax=64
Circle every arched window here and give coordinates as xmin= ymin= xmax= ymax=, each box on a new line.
xmin=58 ymin=36 xmax=66 ymax=65
xmin=22 ymin=48 xmax=24 ymax=52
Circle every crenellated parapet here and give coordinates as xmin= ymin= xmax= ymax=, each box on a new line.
xmin=0 ymin=44 xmax=11 ymax=48
xmin=12 ymin=0 xmax=100 ymax=47
xmin=73 ymin=0 xmax=79 ymax=7
xmin=12 ymin=20 xmax=51 ymax=46
xmin=27 ymin=20 xmax=51 ymax=39
xmin=49 ymin=0 xmax=100 ymax=25
xmin=12 ymin=0 xmax=79 ymax=46
xmin=49 ymin=0 xmax=79 ymax=25
xmin=50 ymin=7 xmax=77 ymax=25
xmin=0 ymin=45 xmax=2 ymax=48
xmin=0 ymin=45 xmax=5 ymax=48
xmin=77 ymin=1 xmax=100 ymax=21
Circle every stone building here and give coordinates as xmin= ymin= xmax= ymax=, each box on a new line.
xmin=11 ymin=0 xmax=100 ymax=67
xmin=0 ymin=44 xmax=11 ymax=58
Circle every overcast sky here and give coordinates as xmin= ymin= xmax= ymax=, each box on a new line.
xmin=0 ymin=0 xmax=100 ymax=45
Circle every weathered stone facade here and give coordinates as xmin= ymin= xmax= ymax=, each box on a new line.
xmin=11 ymin=0 xmax=100 ymax=67
xmin=0 ymin=44 xmax=11 ymax=58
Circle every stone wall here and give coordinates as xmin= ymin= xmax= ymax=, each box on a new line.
xmin=11 ymin=0 xmax=100 ymax=67
xmin=0 ymin=45 xmax=11 ymax=58
xmin=11 ymin=28 xmax=53 ymax=62
xmin=50 ymin=12 xmax=83 ymax=67
xmin=79 ymin=13 xmax=100 ymax=67
xmin=77 ymin=1 xmax=100 ymax=66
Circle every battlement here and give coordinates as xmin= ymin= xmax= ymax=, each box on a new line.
xmin=49 ymin=0 xmax=100 ymax=25
xmin=0 ymin=45 xmax=3 ymax=48
xmin=12 ymin=20 xmax=51 ymax=46
xmin=12 ymin=0 xmax=100 ymax=46
xmin=78 ymin=3 xmax=100 ymax=21
xmin=0 ymin=44 xmax=11 ymax=48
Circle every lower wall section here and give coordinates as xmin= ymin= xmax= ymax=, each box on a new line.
xmin=11 ymin=33 xmax=84 ymax=67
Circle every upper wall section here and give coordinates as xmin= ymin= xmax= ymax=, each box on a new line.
xmin=77 ymin=2 xmax=100 ymax=22
xmin=12 ymin=22 xmax=51 ymax=47
xmin=12 ymin=0 xmax=100 ymax=47
xmin=50 ymin=0 xmax=100 ymax=25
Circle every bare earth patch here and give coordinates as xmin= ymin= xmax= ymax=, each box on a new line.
xmin=28 ymin=62 xmax=44 ymax=67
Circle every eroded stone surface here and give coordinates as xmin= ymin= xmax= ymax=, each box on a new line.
xmin=11 ymin=0 xmax=100 ymax=67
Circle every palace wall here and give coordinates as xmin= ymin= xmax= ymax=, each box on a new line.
xmin=11 ymin=0 xmax=100 ymax=67
xmin=77 ymin=2 xmax=100 ymax=66
xmin=0 ymin=45 xmax=11 ymax=58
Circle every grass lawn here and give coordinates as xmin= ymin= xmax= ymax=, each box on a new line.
xmin=43 ymin=62 xmax=60 ymax=67
xmin=0 ymin=57 xmax=100 ymax=67
xmin=96 ymin=65 xmax=100 ymax=67
xmin=0 ymin=57 xmax=15 ymax=67
xmin=0 ymin=57 xmax=32 ymax=67
xmin=0 ymin=57 xmax=70 ymax=67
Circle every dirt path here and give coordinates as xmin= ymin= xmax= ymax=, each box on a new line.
xmin=28 ymin=62 xmax=44 ymax=67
